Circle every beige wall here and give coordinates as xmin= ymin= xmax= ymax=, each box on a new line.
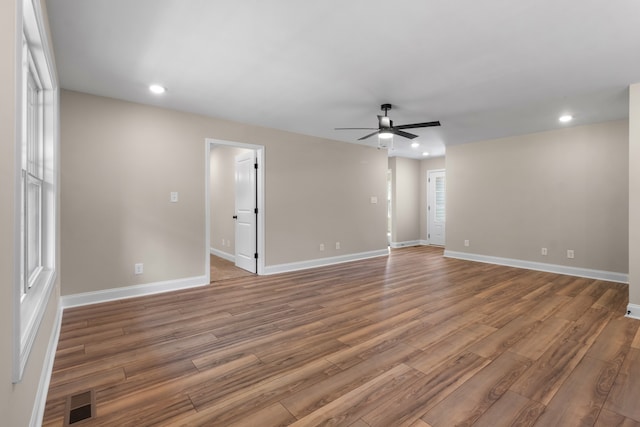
xmin=265 ymin=133 xmax=388 ymax=263
xmin=447 ymin=120 xmax=629 ymax=274
xmin=60 ymin=90 xmax=388 ymax=295
xmin=210 ymin=145 xmax=252 ymax=256
xmin=1 ymin=0 xmax=60 ymax=425
xmin=389 ymin=157 xmax=421 ymax=244
xmin=420 ymin=156 xmax=446 ymax=242
xmin=630 ymin=84 xmax=640 ymax=304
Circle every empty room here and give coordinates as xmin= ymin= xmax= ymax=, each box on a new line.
xmin=2 ymin=1 xmax=640 ymax=426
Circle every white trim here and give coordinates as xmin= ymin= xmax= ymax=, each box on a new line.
xmin=204 ymin=142 xmax=211 ymax=284
xmin=390 ymin=240 xmax=421 ymax=248
xmin=264 ymin=249 xmax=389 ymax=275
xmin=210 ymin=247 xmax=235 ymax=262
xmin=205 ymin=138 xmax=265 ymax=276
xmin=29 ymin=302 xmax=62 ymax=427
xmin=12 ymin=0 xmax=24 ymax=383
xmin=61 ymin=275 xmax=208 ymax=309
xmin=444 ymin=250 xmax=628 ymax=284
xmin=17 ymin=270 xmax=56 ymax=382
xmin=626 ymin=304 xmax=640 ymax=320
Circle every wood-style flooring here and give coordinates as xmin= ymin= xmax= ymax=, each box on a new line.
xmin=210 ymin=254 xmax=254 ymax=282
xmin=43 ymin=246 xmax=640 ymax=426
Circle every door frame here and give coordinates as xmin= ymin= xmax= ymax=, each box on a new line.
xmin=427 ymin=168 xmax=446 ymax=246
xmin=205 ymin=138 xmax=265 ymax=280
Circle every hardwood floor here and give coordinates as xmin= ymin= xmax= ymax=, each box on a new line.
xmin=210 ymin=254 xmax=254 ymax=282
xmin=43 ymin=246 xmax=640 ymax=426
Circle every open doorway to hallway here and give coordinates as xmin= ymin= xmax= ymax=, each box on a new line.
xmin=205 ymin=139 xmax=265 ymax=282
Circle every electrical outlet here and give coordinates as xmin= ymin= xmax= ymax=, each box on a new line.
xmin=567 ymin=249 xmax=575 ymax=259
xmin=134 ymin=263 xmax=144 ymax=275
xmin=319 ymin=243 xmax=325 ymax=251
xmin=336 ymin=242 xmax=341 ymax=250
xmin=464 ymin=240 xmax=470 ymax=247
xmin=541 ymin=248 xmax=548 ymax=256
xmin=170 ymin=192 xmax=178 ymax=203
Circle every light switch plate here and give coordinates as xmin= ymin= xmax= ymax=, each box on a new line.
xmin=170 ymin=192 xmax=178 ymax=203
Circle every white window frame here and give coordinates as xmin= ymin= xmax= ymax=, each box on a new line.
xmin=13 ymin=0 xmax=58 ymax=383
xmin=23 ymin=45 xmax=44 ymax=294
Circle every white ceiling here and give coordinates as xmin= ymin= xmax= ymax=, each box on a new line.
xmin=46 ymin=0 xmax=640 ymax=159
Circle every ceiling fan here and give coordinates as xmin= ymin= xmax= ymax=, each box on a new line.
xmin=335 ymin=104 xmax=441 ymax=141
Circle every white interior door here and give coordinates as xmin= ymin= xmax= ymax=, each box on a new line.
xmin=235 ymin=151 xmax=257 ymax=273
xmin=428 ymin=170 xmax=446 ymax=246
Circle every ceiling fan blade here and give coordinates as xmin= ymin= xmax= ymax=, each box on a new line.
xmin=335 ymin=127 xmax=378 ymax=130
xmin=358 ymin=131 xmax=380 ymax=140
xmin=394 ymin=130 xmax=419 ymax=139
xmin=394 ymin=120 xmax=441 ymax=130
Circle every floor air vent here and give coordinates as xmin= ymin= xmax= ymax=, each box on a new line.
xmin=64 ymin=389 xmax=95 ymax=425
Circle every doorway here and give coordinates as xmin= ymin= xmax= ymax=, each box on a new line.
xmin=205 ymin=139 xmax=265 ymax=282
xmin=427 ymin=169 xmax=446 ymax=246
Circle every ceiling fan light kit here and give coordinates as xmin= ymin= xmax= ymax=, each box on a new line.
xmin=377 ymin=133 xmax=393 ymax=150
xmin=335 ymin=104 xmax=441 ymax=151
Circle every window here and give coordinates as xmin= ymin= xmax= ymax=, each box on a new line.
xmin=14 ymin=0 xmax=58 ymax=383
xmin=23 ymin=45 xmax=44 ymax=295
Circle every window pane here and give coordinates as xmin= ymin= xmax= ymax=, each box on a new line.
xmin=26 ymin=56 xmax=43 ymax=179
xmin=26 ymin=175 xmax=42 ymax=289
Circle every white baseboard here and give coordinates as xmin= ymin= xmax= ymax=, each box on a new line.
xmin=61 ymin=275 xmax=209 ymax=309
xmin=210 ymin=247 xmax=235 ymax=262
xmin=444 ymin=250 xmax=629 ymax=284
xmin=626 ymin=304 xmax=640 ymax=320
xmin=264 ymin=249 xmax=389 ymax=275
xmin=30 ymin=302 xmax=62 ymax=427
xmin=390 ymin=241 xmax=421 ymax=248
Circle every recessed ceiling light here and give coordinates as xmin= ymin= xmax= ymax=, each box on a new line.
xmin=422 ymin=151 xmax=430 ymax=156
xmin=411 ymin=142 xmax=420 ymax=148
xmin=559 ymin=115 xmax=573 ymax=123
xmin=149 ymin=84 xmax=166 ymax=94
